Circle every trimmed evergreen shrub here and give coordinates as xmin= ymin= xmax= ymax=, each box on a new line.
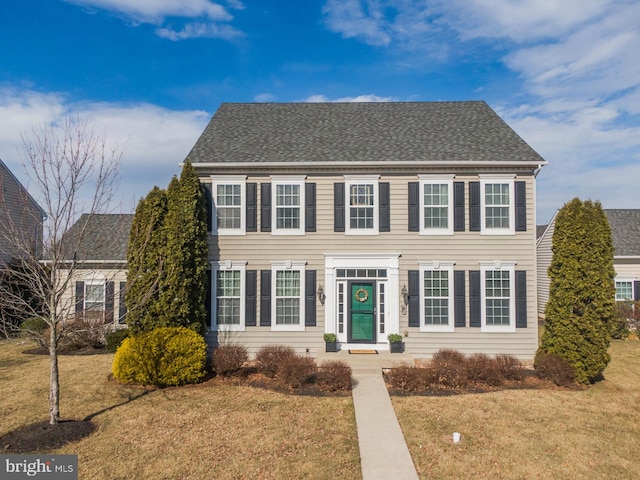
xmin=255 ymin=345 xmax=297 ymax=378
xmin=20 ymin=316 xmax=48 ymax=334
xmin=495 ymin=354 xmax=525 ymax=381
xmin=212 ymin=344 xmax=249 ymax=377
xmin=317 ymin=361 xmax=352 ymax=392
xmin=534 ymin=351 xmax=576 ymax=387
xmin=466 ymin=353 xmax=503 ymax=386
xmin=112 ymin=326 xmax=207 ymax=386
xmin=106 ymin=329 xmax=130 ymax=352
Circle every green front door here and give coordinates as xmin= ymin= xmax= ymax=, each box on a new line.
xmin=348 ymin=281 xmax=376 ymax=343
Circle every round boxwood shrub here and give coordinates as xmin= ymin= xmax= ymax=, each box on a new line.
xmin=112 ymin=326 xmax=207 ymax=386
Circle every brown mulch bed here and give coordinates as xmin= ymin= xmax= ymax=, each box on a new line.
xmin=1 ymin=420 xmax=96 ymax=454
xmin=22 ymin=346 xmax=110 ymax=356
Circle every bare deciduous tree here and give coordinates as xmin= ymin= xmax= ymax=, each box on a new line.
xmin=0 ymin=116 xmax=123 ymax=425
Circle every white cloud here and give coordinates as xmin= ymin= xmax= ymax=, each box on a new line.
xmin=0 ymin=87 xmax=210 ymax=213
xmin=254 ymin=93 xmax=277 ymax=102
xmin=65 ymin=0 xmax=243 ymax=40
xmin=305 ymin=94 xmax=396 ymax=103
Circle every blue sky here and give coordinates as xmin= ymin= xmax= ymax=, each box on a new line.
xmin=1 ymin=0 xmax=639 ymax=224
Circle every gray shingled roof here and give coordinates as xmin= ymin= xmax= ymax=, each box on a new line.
xmin=61 ymin=214 xmax=133 ymax=262
xmin=605 ymin=209 xmax=640 ymax=257
xmin=186 ymin=101 xmax=546 ymax=165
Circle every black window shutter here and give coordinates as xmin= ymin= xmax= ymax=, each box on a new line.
xmin=246 ymin=183 xmax=257 ymax=232
xmin=454 ymin=271 xmax=466 ymax=327
xmin=105 ymin=281 xmax=115 ymax=323
xmin=408 ymin=270 xmax=420 ymax=327
xmin=75 ymin=281 xmax=84 ymax=313
xmin=408 ymin=182 xmax=419 ymax=232
xmin=305 ymin=183 xmax=316 ymax=232
xmin=260 ymin=270 xmax=271 ymax=326
xmin=261 ymin=183 xmax=271 ymax=232
xmin=469 ymin=270 xmax=481 ymax=327
xmin=515 ymin=270 xmax=527 ymax=328
xmin=202 ymin=183 xmax=213 ymax=233
xmin=245 ymin=270 xmax=257 ymax=327
xmin=635 ymin=281 xmax=640 ymax=301
xmin=305 ymin=270 xmax=316 ymax=327
xmin=515 ymin=181 xmax=526 ymax=232
xmin=206 ymin=270 xmax=212 ymax=328
xmin=118 ymin=282 xmax=127 ymax=324
xmin=454 ymin=182 xmax=465 ymax=232
xmin=379 ymin=182 xmax=390 ymax=232
xmin=469 ymin=182 xmax=481 ymax=232
xmin=334 ymin=183 xmax=345 ymax=232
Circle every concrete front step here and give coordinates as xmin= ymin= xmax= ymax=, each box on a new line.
xmin=316 ymin=349 xmax=415 ymax=369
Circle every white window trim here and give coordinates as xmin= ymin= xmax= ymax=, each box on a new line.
xmin=479 ymin=174 xmax=515 ymax=235
xmin=419 ymin=261 xmax=455 ymax=332
xmin=615 ymin=277 xmax=636 ymax=301
xmin=271 ymin=260 xmax=306 ymax=332
xmin=418 ymin=175 xmax=454 ymax=236
xmin=344 ymin=175 xmax=380 ymax=235
xmin=270 ymin=175 xmax=306 ymax=236
xmin=480 ymin=261 xmax=516 ymax=332
xmin=210 ymin=175 xmax=247 ymax=236
xmin=84 ymin=272 xmax=106 ymax=311
xmin=212 ymin=260 xmax=247 ymax=332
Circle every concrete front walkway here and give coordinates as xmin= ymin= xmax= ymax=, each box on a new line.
xmin=317 ymin=351 xmax=419 ymax=480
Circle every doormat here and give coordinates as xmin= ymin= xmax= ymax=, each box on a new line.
xmin=349 ymin=350 xmax=378 ymax=354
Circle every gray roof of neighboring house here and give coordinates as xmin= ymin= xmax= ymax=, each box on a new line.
xmin=186 ymin=101 xmax=547 ymax=165
xmin=605 ymin=209 xmax=640 ymax=257
xmin=61 ymin=214 xmax=133 ymax=262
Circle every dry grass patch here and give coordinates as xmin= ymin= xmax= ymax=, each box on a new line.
xmin=0 ymin=340 xmax=361 ymax=479
xmin=393 ymin=341 xmax=640 ymax=479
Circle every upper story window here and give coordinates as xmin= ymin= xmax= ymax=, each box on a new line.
xmin=271 ymin=176 xmax=306 ymax=235
xmin=211 ymin=176 xmax=246 ymax=235
xmin=213 ymin=261 xmax=246 ymax=331
xmin=419 ymin=175 xmax=453 ymax=235
xmin=480 ymin=261 xmax=516 ymax=332
xmin=419 ymin=261 xmax=455 ymax=332
xmin=480 ymin=175 xmax=515 ymax=235
xmin=615 ymin=280 xmax=634 ymax=301
xmin=345 ymin=175 xmax=379 ymax=235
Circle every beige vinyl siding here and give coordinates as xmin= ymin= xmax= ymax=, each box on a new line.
xmin=206 ymin=172 xmax=539 ymax=360
xmin=536 ymin=213 xmax=556 ymax=319
xmin=613 ymin=260 xmax=640 ymax=279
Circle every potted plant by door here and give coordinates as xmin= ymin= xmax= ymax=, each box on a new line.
xmin=324 ymin=333 xmax=338 ymax=352
xmin=387 ymin=333 xmax=404 ymax=353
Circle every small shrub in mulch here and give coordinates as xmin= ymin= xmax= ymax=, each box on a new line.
xmin=317 ymin=361 xmax=352 ymax=392
xmin=385 ymin=365 xmax=436 ymax=392
xmin=431 ymin=349 xmax=469 ymax=389
xmin=534 ymin=351 xmax=576 ymax=387
xmin=466 ymin=353 xmax=503 ymax=386
xmin=278 ymin=355 xmax=317 ymax=389
xmin=496 ymin=353 xmax=525 ymax=381
xmin=255 ymin=345 xmax=297 ymax=378
xmin=212 ymin=344 xmax=249 ymax=377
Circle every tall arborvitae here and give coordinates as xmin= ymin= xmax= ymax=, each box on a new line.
xmin=125 ymin=186 xmax=168 ymax=333
xmin=539 ymin=198 xmax=616 ymax=384
xmin=160 ymin=162 xmax=209 ymax=334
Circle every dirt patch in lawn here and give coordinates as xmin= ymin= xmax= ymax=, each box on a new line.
xmin=1 ymin=420 xmax=96 ymax=454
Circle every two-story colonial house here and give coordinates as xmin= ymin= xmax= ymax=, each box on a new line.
xmin=187 ymin=101 xmax=547 ymax=360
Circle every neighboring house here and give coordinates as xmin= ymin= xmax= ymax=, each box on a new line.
xmin=0 ymin=158 xmax=45 ymax=265
xmin=62 ymin=214 xmax=133 ymax=325
xmin=537 ymin=209 xmax=640 ymax=318
xmin=186 ymin=101 xmax=548 ymax=360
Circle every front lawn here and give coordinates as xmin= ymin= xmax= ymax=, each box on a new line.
xmin=393 ymin=340 xmax=640 ymax=479
xmin=0 ymin=340 xmax=361 ymax=479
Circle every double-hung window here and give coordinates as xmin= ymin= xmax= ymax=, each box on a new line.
xmin=345 ymin=175 xmax=379 ymax=235
xmin=480 ymin=175 xmax=515 ymax=235
xmin=271 ymin=261 xmax=306 ymax=331
xmin=213 ymin=261 xmax=246 ymax=331
xmin=211 ymin=176 xmax=246 ymax=235
xmin=271 ymin=176 xmax=305 ymax=235
xmin=480 ymin=261 xmax=516 ymax=332
xmin=419 ymin=175 xmax=453 ymax=235
xmin=84 ymin=279 xmax=105 ymax=311
xmin=419 ymin=261 xmax=455 ymax=332
xmin=615 ymin=279 xmax=634 ymax=301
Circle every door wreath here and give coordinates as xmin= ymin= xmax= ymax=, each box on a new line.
xmin=354 ymin=288 xmax=369 ymax=302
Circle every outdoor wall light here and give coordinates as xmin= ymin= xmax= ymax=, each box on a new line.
xmin=317 ymin=285 xmax=325 ymax=305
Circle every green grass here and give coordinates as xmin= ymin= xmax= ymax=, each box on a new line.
xmin=393 ymin=340 xmax=640 ymax=479
xmin=0 ymin=340 xmax=361 ymax=479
